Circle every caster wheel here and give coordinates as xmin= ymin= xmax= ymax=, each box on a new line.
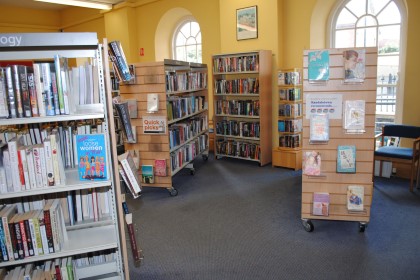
xmin=359 ymin=223 xmax=367 ymax=232
xmin=190 ymin=169 xmax=195 ymax=175
xmin=168 ymin=188 xmax=178 ymax=197
xmin=202 ymin=155 xmax=208 ymax=161
xmin=302 ymin=219 xmax=314 ymax=232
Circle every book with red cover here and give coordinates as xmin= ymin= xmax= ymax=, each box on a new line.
xmin=43 ymin=200 xmax=55 ymax=254
xmin=154 ymin=159 xmax=167 ymax=177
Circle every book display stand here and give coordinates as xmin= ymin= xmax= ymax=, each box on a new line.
xmin=301 ymin=47 xmax=377 ymax=233
xmin=212 ymin=50 xmax=272 ymax=166
xmin=118 ymin=59 xmax=209 ymax=196
xmin=0 ymin=34 xmax=128 ymax=279
xmin=273 ymin=68 xmax=303 ymax=170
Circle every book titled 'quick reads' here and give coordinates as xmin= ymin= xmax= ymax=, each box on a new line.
xmin=76 ymin=134 xmax=108 ymax=181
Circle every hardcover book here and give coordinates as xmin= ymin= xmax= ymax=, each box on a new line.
xmin=118 ymin=151 xmax=142 ymax=194
xmin=302 ymin=151 xmax=321 ymax=176
xmin=308 ymin=50 xmax=329 ymax=82
xmin=347 ymin=185 xmax=364 ymax=211
xmin=337 ymin=145 xmax=356 ymax=173
xmin=313 ymin=192 xmax=330 ymax=216
xmin=75 ymin=134 xmax=108 ymax=181
xmin=141 ymin=165 xmax=154 ymax=184
xmin=310 ymin=113 xmax=329 ymax=143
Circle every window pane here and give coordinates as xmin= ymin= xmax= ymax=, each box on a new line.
xmin=186 ymin=45 xmax=197 ymax=63
xmin=335 ymin=29 xmax=355 ymax=47
xmin=191 ymin=21 xmax=200 ymax=37
xmin=186 ymin=37 xmax=196 ymax=46
xmin=176 ymin=33 xmax=186 ymax=46
xmin=356 ymin=27 xmax=377 ymax=47
xmin=346 ymin=0 xmax=367 ymax=17
xmin=176 ymin=46 xmax=186 ymax=61
xmin=180 ymin=22 xmax=191 ymax=37
xmin=378 ymin=25 xmax=400 ymax=53
xmin=197 ymin=44 xmax=202 ymax=63
xmin=336 ymin=8 xmax=356 ymax=29
xmin=356 ymin=15 xmax=377 ymax=27
xmin=368 ymin=0 xmax=389 ymax=15
xmin=377 ymin=1 xmax=401 ymax=24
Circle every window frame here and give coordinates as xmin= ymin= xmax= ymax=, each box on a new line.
xmin=172 ymin=16 xmax=202 ymax=63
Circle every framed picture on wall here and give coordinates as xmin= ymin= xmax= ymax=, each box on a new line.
xmin=236 ymin=6 xmax=258 ymax=40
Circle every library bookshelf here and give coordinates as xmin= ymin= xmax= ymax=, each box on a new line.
xmin=212 ymin=50 xmax=272 ymax=166
xmin=301 ymin=47 xmax=377 ymax=233
xmin=118 ymin=59 xmax=209 ymax=196
xmin=272 ymin=68 xmax=303 ymax=170
xmin=0 ymin=33 xmax=127 ymax=279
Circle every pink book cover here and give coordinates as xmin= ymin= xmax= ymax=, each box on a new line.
xmin=154 ymin=159 xmax=167 ymax=177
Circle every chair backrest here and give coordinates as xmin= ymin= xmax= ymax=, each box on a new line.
xmin=383 ymin=125 xmax=420 ymax=139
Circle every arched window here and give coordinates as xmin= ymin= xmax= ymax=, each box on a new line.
xmin=331 ymin=0 xmax=406 ymax=132
xmin=173 ymin=18 xmax=202 ymax=63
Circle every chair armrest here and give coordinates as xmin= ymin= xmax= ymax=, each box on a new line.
xmin=374 ymin=132 xmax=383 ymax=139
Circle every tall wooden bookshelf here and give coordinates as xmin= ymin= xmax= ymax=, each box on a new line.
xmin=0 ymin=33 xmax=128 ymax=279
xmin=212 ymin=50 xmax=272 ymax=166
xmin=119 ymin=59 xmax=209 ymax=196
xmin=272 ymin=68 xmax=303 ymax=170
xmin=301 ymin=47 xmax=377 ymax=232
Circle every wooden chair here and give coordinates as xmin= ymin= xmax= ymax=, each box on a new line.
xmin=374 ymin=124 xmax=420 ymax=191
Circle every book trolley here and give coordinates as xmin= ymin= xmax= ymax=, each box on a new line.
xmin=301 ymin=47 xmax=377 ymax=232
xmin=118 ymin=60 xmax=209 ymax=196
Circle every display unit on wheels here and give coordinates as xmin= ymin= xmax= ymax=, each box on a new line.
xmin=301 ymin=47 xmax=377 ymax=233
xmin=212 ymin=50 xmax=272 ymax=166
xmin=272 ymin=68 xmax=303 ymax=170
xmin=118 ymin=59 xmax=209 ymax=196
xmin=0 ymin=33 xmax=128 ymax=279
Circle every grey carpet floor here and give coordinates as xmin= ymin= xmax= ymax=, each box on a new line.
xmin=125 ymin=154 xmax=420 ymax=280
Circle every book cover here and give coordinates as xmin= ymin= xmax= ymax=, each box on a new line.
xmin=118 ymin=152 xmax=142 ymax=194
xmin=313 ymin=192 xmax=330 ymax=216
xmin=302 ymin=151 xmax=321 ymax=176
xmin=141 ymin=165 xmax=154 ymax=184
xmin=308 ymin=50 xmax=329 ymax=82
xmin=75 ymin=134 xmax=108 ymax=181
xmin=337 ymin=145 xmax=356 ymax=173
xmin=347 ymin=185 xmax=364 ymax=211
xmin=344 ymin=100 xmax=365 ymax=132
xmin=146 ymin=94 xmax=158 ymax=113
xmin=154 ymin=159 xmax=167 ymax=177
xmin=310 ymin=113 xmax=329 ymax=142
xmin=113 ymin=97 xmax=135 ymax=143
xmin=343 ymin=49 xmax=365 ymax=83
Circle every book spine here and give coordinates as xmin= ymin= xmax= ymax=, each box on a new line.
xmin=8 ymin=218 xmax=19 ymax=260
xmin=28 ymin=217 xmax=39 ymax=256
xmin=11 ymin=65 xmax=24 ymax=118
xmin=50 ymin=71 xmax=60 ymax=115
xmin=0 ymin=223 xmax=9 ymax=261
xmin=43 ymin=138 xmax=55 ymax=186
xmin=120 ymin=159 xmax=141 ymax=193
xmin=2 ymin=216 xmax=14 ymax=261
xmin=41 ymin=63 xmax=55 ymax=116
xmin=23 ymin=218 xmax=34 ymax=257
xmin=18 ymin=65 xmax=32 ymax=117
xmin=54 ymin=55 xmax=65 ymax=115
xmin=39 ymin=220 xmax=50 ymax=255
xmin=4 ymin=66 xmax=17 ymax=118
xmin=33 ymin=64 xmax=46 ymax=117
xmin=43 ymin=209 xmax=54 ymax=253
xmin=32 ymin=215 xmax=43 ymax=255
xmin=13 ymin=220 xmax=24 ymax=259
xmin=0 ymin=68 xmax=9 ymax=118
xmin=32 ymin=146 xmax=44 ymax=188
xmin=25 ymin=147 xmax=37 ymax=190
xmin=114 ymin=101 xmax=135 ymax=142
xmin=19 ymin=218 xmax=30 ymax=258
xmin=50 ymin=132 xmax=61 ymax=186
xmin=27 ymin=72 xmax=39 ymax=117
xmin=17 ymin=148 xmax=29 ymax=191
xmin=109 ymin=41 xmax=132 ymax=82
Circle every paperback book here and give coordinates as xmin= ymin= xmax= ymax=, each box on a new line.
xmin=141 ymin=165 xmax=154 ymax=184
xmin=313 ymin=192 xmax=329 ymax=216
xmin=347 ymin=185 xmax=364 ymax=211
xmin=343 ymin=100 xmax=365 ymax=132
xmin=343 ymin=49 xmax=365 ymax=83
xmin=309 ymin=113 xmax=329 ymax=143
xmin=302 ymin=151 xmax=321 ymax=176
xmin=75 ymin=134 xmax=108 ymax=181
xmin=308 ymin=50 xmax=329 ymax=83
xmin=154 ymin=159 xmax=167 ymax=177
xmin=337 ymin=145 xmax=356 ymax=173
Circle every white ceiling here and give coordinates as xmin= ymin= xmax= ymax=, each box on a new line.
xmin=0 ymin=0 xmax=122 ymax=10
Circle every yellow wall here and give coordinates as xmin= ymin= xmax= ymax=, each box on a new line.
xmin=0 ymin=5 xmax=60 ymax=32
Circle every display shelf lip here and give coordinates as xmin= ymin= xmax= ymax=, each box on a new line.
xmin=276 ymin=147 xmax=302 ymax=151
xmin=168 ymin=109 xmax=208 ymax=125
xmin=170 ymin=148 xmax=209 ymax=177
xmin=215 ymin=153 xmax=260 ymax=163
xmin=215 ymin=134 xmax=260 ymax=142
xmin=214 ymin=114 xmax=259 ymax=119
xmin=215 ymin=93 xmax=259 ymax=97
xmin=278 ymin=84 xmax=303 ymax=87
xmin=213 ymin=71 xmax=259 ymax=75
xmin=0 ymin=225 xmax=118 ymax=268
xmin=0 ymin=168 xmax=111 ymax=199
xmin=278 ymin=115 xmax=303 ymax=120
xmin=166 ymin=88 xmax=207 ymax=95
xmin=278 ymin=99 xmax=303 ymax=103
xmin=170 ymin=129 xmax=209 ymax=153
xmin=0 ymin=112 xmax=105 ymax=125
xmin=278 ymin=131 xmax=303 ymax=134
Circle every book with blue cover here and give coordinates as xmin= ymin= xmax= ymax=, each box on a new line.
xmin=308 ymin=50 xmax=330 ymax=82
xmin=76 ymin=134 xmax=108 ymax=181
xmin=337 ymin=145 xmax=356 ymax=173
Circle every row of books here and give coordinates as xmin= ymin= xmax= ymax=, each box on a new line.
xmin=215 ymin=139 xmax=261 ymax=160
xmin=0 ymin=59 xmax=101 ymax=119
xmin=278 ymin=119 xmax=302 ymax=133
xmin=170 ymin=135 xmax=208 ymax=172
xmin=169 ymin=114 xmax=208 ymax=150
xmin=277 ymin=70 xmax=301 ymax=85
xmin=279 ymin=103 xmax=302 ymax=118
xmin=0 ymin=198 xmax=67 ymax=262
xmin=312 ymin=186 xmax=365 ymax=216
xmin=213 ymin=54 xmax=259 ymax=73
xmin=1 ymin=250 xmax=116 ymax=280
xmin=215 ymin=100 xmax=260 ymax=116
xmin=214 ymin=78 xmax=259 ymax=94
xmin=215 ymin=120 xmax=260 ymax=139
xmin=279 ymin=88 xmax=301 ymax=101
xmin=302 ymin=146 xmax=356 ymax=176
xmin=279 ymin=134 xmax=301 ymax=148
xmin=165 ymin=71 xmax=207 ymax=92
xmin=108 ymin=41 xmax=134 ymax=83
xmin=166 ymin=96 xmax=205 ymax=121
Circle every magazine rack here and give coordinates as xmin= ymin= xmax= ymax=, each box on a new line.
xmin=301 ymin=47 xmax=377 ymax=233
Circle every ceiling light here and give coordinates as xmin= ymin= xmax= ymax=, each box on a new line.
xmin=35 ymin=0 xmax=112 ymax=10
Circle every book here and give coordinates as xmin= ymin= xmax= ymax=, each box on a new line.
xmin=146 ymin=94 xmax=158 ymax=113
xmin=75 ymin=134 xmax=108 ymax=181
xmin=0 ymin=67 xmax=9 ymax=118
xmin=17 ymin=65 xmax=32 ymax=118
xmin=27 ymin=70 xmax=39 ymax=117
xmin=11 ymin=65 xmax=24 ymax=118
xmin=113 ymin=97 xmax=135 ymax=143
xmin=32 ymin=63 xmax=46 ymax=117
xmin=119 ymin=167 xmax=141 ymax=199
xmin=4 ymin=66 xmax=17 ymax=118
xmin=40 ymin=63 xmax=55 ymax=116
xmin=337 ymin=145 xmax=356 ymax=173
xmin=154 ymin=159 xmax=167 ymax=177
xmin=54 ymin=55 xmax=69 ymax=115
xmin=313 ymin=192 xmax=329 ymax=216
xmin=302 ymin=151 xmax=321 ymax=176
xmin=347 ymin=185 xmax=364 ymax=211
xmin=309 ymin=113 xmax=329 ymax=143
xmin=141 ymin=165 xmax=154 ymax=184
xmin=308 ymin=50 xmax=329 ymax=82
xmin=343 ymin=49 xmax=365 ymax=83
xmin=0 ymin=205 xmax=17 ymax=260
xmin=118 ymin=152 xmax=141 ymax=194
xmin=343 ymin=100 xmax=365 ymax=132
xmin=108 ymin=41 xmax=133 ymax=82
